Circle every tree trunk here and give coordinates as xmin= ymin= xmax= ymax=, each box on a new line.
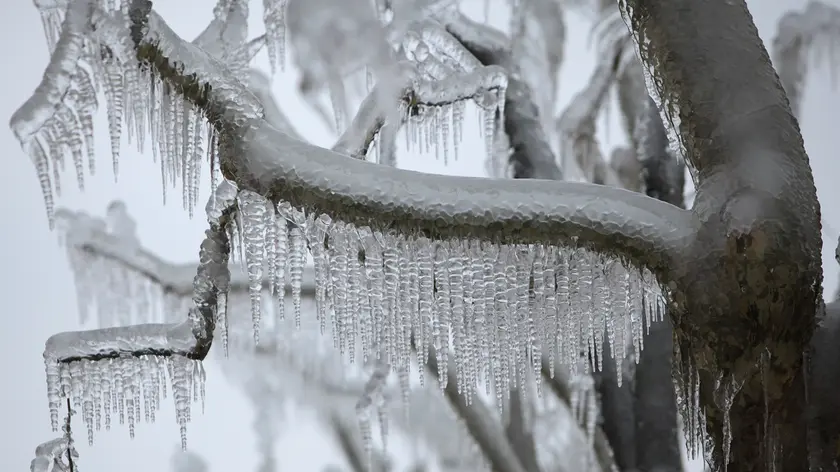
xmin=620 ymin=0 xmax=824 ymax=468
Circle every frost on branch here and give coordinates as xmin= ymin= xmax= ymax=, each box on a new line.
xmin=43 ymin=181 xmax=238 ymax=449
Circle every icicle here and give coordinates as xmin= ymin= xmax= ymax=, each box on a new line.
xmin=714 ymin=372 xmax=744 ymax=472
xmin=44 ymin=355 xmax=204 ymax=447
xmin=434 ymin=242 xmax=451 ymax=390
xmin=263 ymin=0 xmax=287 ymax=74
xmin=237 ymin=190 xmax=269 ymax=344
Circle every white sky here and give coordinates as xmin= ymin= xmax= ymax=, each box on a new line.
xmin=0 ymin=0 xmax=838 ymax=471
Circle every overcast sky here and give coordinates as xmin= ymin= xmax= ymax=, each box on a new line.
xmin=0 ymin=0 xmax=838 ymax=471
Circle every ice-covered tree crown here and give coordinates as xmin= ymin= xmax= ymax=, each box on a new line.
xmin=11 ymin=0 xmax=835 ymax=469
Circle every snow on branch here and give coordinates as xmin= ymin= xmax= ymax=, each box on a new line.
xmin=42 ymin=181 xmax=239 ymax=449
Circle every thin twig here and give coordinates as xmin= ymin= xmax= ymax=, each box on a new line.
xmin=65 ymin=398 xmax=75 ymax=472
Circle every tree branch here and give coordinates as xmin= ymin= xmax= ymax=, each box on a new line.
xmin=331 ymin=60 xmax=507 ymax=160
xmin=9 ymin=0 xmax=92 ymax=147
xmin=125 ymin=1 xmax=693 ymax=278
xmin=44 ymin=180 xmax=237 ymax=366
xmin=771 ymin=2 xmax=840 ymax=119
xmin=54 ymin=204 xmax=315 ymax=299
xmin=443 ymin=13 xmax=563 ymax=181
xmin=328 ymin=413 xmax=391 ymax=472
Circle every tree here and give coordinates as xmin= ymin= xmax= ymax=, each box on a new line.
xmin=10 ymin=0 xmax=840 ymax=471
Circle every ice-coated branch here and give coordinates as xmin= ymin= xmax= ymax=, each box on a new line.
xmin=10 ymin=0 xmax=95 ymax=227
xmin=54 ymin=200 xmax=311 ymax=327
xmin=331 ymin=80 xmax=395 ymax=159
xmin=554 ymin=56 xmax=621 ymax=186
xmin=540 ymin=361 xmax=617 ymax=472
xmin=29 ymin=438 xmax=75 ymax=472
xmin=504 ymin=389 xmax=540 ymax=472
xmin=245 ymin=122 xmax=691 ymax=270
xmin=332 ymin=59 xmax=506 ymax=160
xmin=55 ymin=206 xmax=196 ymax=300
xmin=43 ymin=182 xmax=236 ymax=363
xmin=443 ymin=13 xmax=563 ymax=181
xmin=10 ymin=0 xmax=91 ymax=147
xmin=45 ymin=321 xmax=205 ymax=363
xmin=125 ymin=0 xmax=693 ymax=275
xmin=42 ymin=181 xmax=238 ymax=447
xmin=328 ymin=413 xmax=390 ymax=472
